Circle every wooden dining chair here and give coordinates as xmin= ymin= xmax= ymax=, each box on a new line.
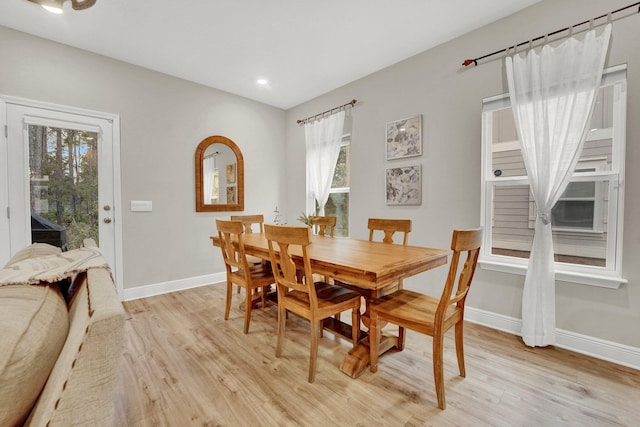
xmin=230 ymin=214 xmax=265 ymax=292
xmin=368 ymin=218 xmax=411 ymax=295
xmin=368 ymin=228 xmax=482 ymax=410
xmin=308 ymin=215 xmax=336 ymax=237
xmin=331 ymin=218 xmax=412 ymax=321
xmin=216 ymin=219 xmax=275 ymax=334
xmin=308 ymin=215 xmax=337 ymax=286
xmin=264 ymin=224 xmax=361 ymax=383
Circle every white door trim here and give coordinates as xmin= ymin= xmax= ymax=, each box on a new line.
xmin=0 ymin=99 xmax=9 ymax=266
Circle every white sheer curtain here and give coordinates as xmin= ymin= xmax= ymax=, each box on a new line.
xmin=506 ymin=24 xmax=611 ymax=347
xmin=305 ymin=110 xmax=345 ymax=215
xmin=203 ymin=156 xmax=216 ymax=204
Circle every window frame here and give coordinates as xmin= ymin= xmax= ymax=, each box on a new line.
xmin=479 ymin=65 xmax=627 ymax=288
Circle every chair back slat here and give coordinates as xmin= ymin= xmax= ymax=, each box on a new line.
xmin=309 ymin=215 xmax=337 ymax=237
xmin=368 ymin=218 xmax=411 ymax=245
xmin=230 ymin=214 xmax=265 ymax=234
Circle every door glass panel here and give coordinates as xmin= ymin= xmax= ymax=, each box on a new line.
xmin=28 ymin=125 xmax=99 ymax=250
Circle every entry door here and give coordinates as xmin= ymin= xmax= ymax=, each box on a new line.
xmin=1 ymin=98 xmax=121 ymax=295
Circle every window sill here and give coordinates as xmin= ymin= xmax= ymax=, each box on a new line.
xmin=479 ymin=259 xmax=627 ymax=289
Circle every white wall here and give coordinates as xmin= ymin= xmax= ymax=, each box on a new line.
xmin=1 ymin=0 xmax=638 ymax=363
xmin=0 ymin=26 xmax=287 ymax=291
xmin=284 ymin=0 xmax=640 ymax=351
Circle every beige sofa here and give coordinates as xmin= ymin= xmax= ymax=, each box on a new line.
xmin=0 ymin=240 xmax=125 ymax=426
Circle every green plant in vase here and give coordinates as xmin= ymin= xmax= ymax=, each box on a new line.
xmin=297 ymin=211 xmax=312 ymax=227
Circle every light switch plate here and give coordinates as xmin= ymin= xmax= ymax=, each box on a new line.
xmin=131 ymin=200 xmax=152 ymax=212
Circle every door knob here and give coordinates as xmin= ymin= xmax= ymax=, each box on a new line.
xmin=103 ymin=205 xmax=111 ymax=211
xmin=103 ymin=218 xmax=112 ymax=224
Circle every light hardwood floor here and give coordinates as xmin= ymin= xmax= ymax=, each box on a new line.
xmin=115 ymin=283 xmax=640 ymax=426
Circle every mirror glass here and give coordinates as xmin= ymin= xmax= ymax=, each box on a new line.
xmin=195 ymin=135 xmax=244 ymax=212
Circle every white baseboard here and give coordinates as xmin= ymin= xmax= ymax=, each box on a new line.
xmin=465 ymin=307 xmax=640 ymax=371
xmin=123 ymin=272 xmax=226 ymax=301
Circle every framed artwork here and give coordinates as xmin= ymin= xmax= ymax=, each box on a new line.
xmin=226 ymin=163 xmax=236 ymax=183
xmin=385 ymin=115 xmax=422 ymax=160
xmin=386 ymin=165 xmax=421 ymax=205
xmin=226 ymin=186 xmax=236 ymax=204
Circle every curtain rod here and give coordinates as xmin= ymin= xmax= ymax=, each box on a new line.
xmin=297 ymin=99 xmax=357 ymax=125
xmin=461 ymin=1 xmax=640 ymax=67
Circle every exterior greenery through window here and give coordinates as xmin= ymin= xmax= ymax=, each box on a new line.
xmin=480 ymin=66 xmax=626 ymax=287
xmin=311 ymin=135 xmax=350 ymax=237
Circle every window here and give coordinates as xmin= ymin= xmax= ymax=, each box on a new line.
xmin=308 ymin=135 xmax=350 ymax=237
xmin=546 ymin=159 xmax=606 ymax=233
xmin=480 ymin=65 xmax=627 ymax=288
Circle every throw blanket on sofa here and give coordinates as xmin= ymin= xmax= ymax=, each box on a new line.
xmin=0 ymin=247 xmax=109 ymax=286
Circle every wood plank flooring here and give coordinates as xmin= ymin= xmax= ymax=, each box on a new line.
xmin=115 ymin=283 xmax=640 ymax=426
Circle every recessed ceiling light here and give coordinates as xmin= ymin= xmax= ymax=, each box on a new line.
xmin=256 ymin=78 xmax=269 ymax=86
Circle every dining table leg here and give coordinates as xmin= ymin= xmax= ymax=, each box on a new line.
xmin=339 ymin=290 xmax=398 ymax=378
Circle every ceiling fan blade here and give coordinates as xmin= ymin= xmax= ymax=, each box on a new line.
xmin=71 ymin=0 xmax=96 ymax=10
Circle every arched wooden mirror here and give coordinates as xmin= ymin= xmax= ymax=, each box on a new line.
xmin=195 ymin=135 xmax=244 ymax=212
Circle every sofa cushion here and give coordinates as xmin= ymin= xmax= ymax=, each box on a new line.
xmin=3 ymin=242 xmax=62 ymax=268
xmin=0 ymin=284 xmax=69 ymax=426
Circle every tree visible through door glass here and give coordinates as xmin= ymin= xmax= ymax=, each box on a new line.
xmin=28 ymin=125 xmax=99 ymax=250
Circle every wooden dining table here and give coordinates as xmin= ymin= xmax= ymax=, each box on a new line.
xmin=210 ymin=232 xmax=450 ymax=378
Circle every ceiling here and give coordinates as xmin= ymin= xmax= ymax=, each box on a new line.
xmin=0 ymin=0 xmax=539 ymax=109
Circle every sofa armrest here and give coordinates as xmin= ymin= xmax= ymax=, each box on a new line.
xmin=26 ymin=267 xmax=125 ymax=427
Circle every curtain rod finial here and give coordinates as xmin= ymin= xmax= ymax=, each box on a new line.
xmin=462 ymin=59 xmax=476 ymax=67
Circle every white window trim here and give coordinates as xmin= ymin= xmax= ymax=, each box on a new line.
xmin=479 ymin=65 xmax=627 ymax=289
